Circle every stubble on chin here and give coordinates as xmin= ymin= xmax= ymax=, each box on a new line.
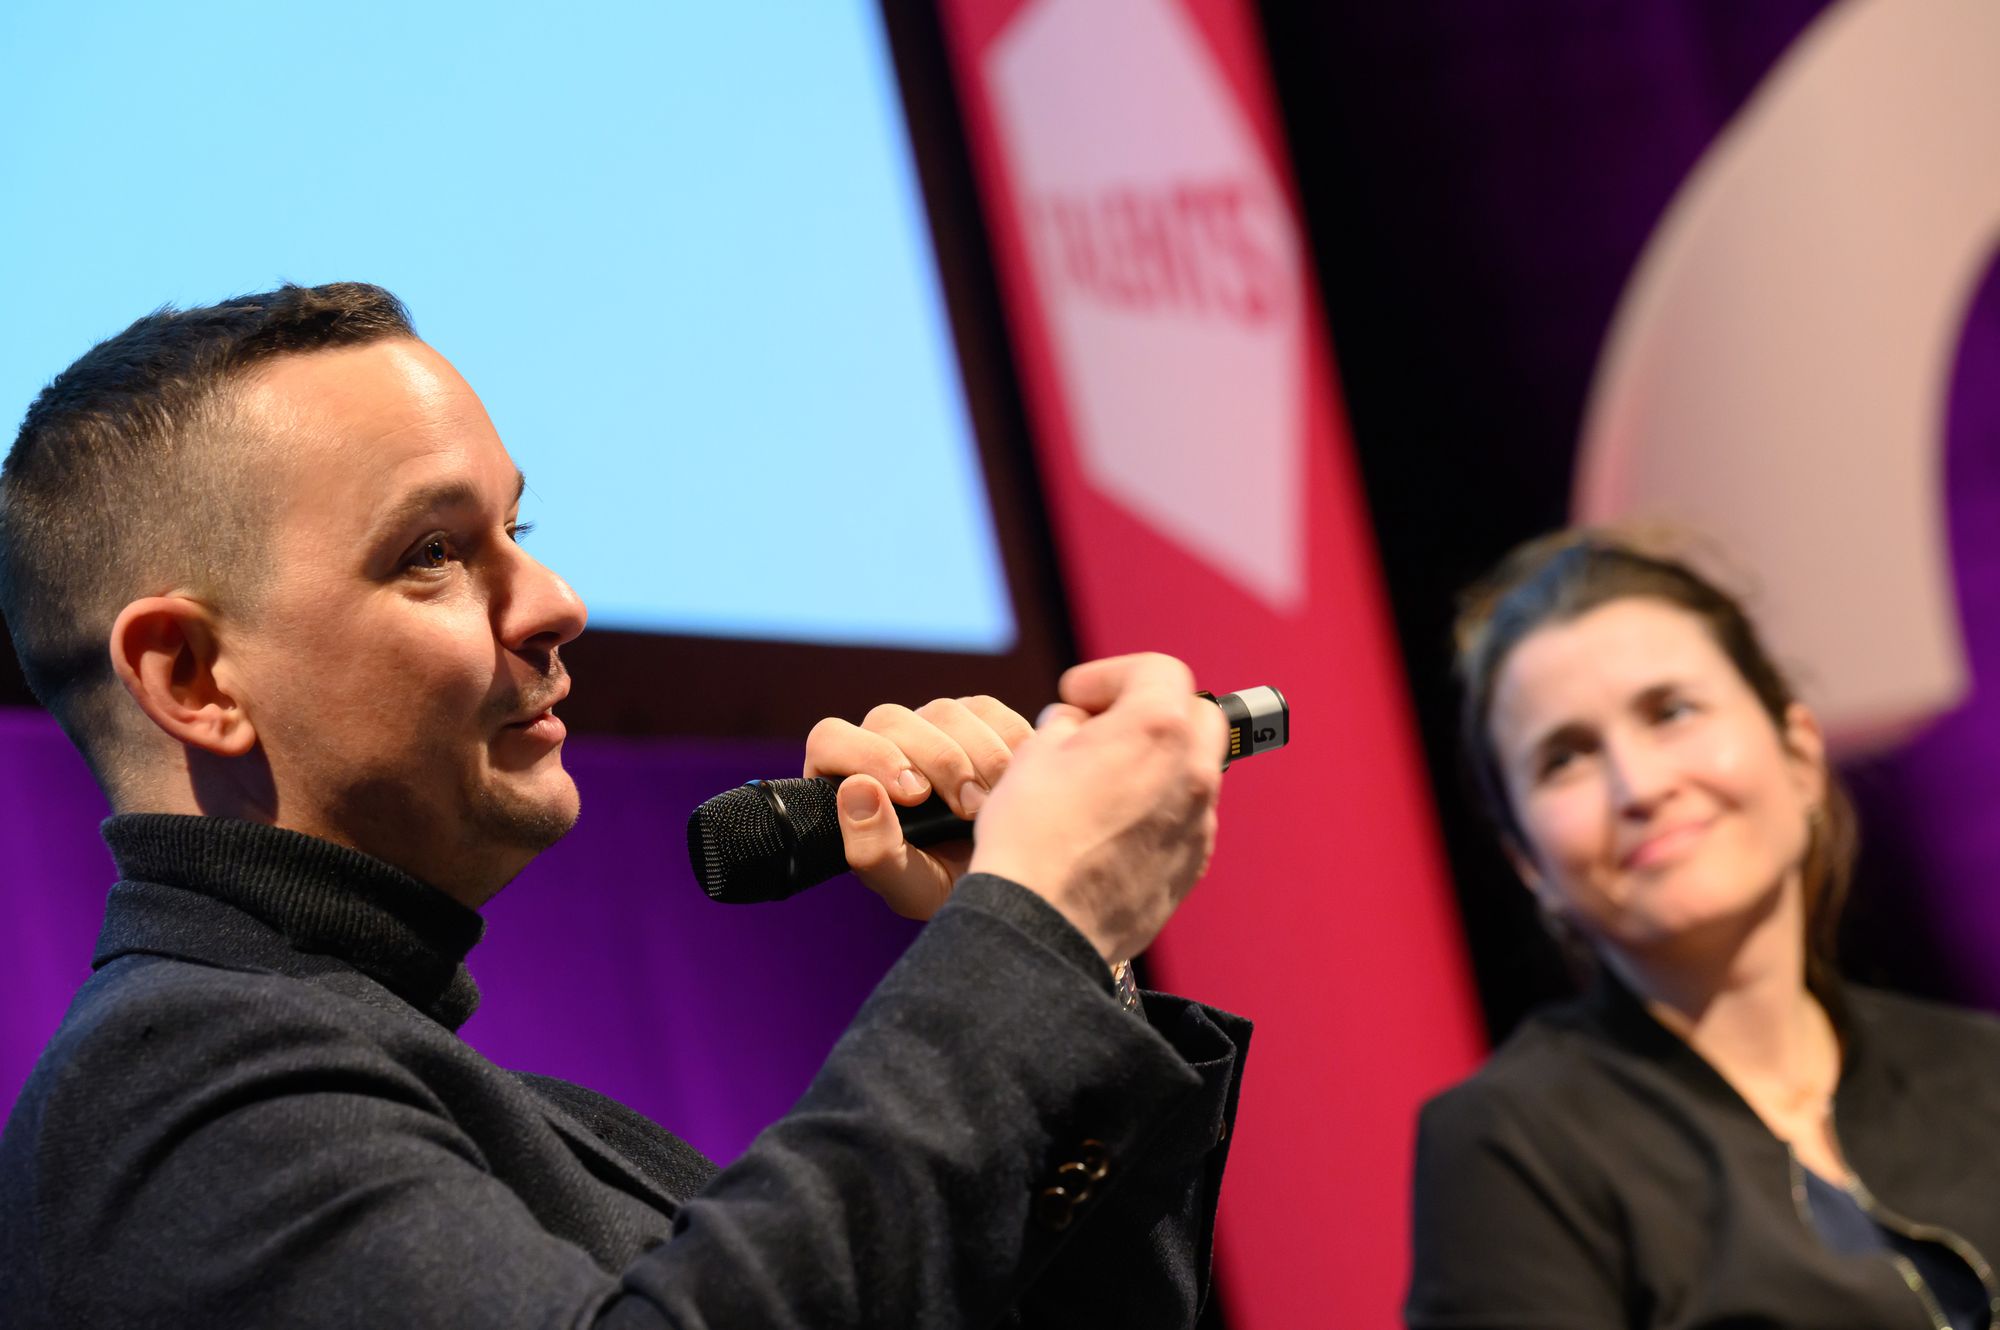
xmin=318 ymin=755 xmax=579 ymax=901
xmin=468 ymin=772 xmax=581 ymax=854
xmin=471 ymin=667 xmax=578 ymax=854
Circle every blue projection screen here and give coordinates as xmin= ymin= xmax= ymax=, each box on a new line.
xmin=0 ymin=2 xmax=1015 ymax=653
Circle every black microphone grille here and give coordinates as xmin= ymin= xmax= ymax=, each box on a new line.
xmin=686 ymin=777 xmax=848 ymax=904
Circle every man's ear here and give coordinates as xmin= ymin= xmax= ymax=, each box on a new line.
xmin=108 ymin=597 xmax=257 ymax=758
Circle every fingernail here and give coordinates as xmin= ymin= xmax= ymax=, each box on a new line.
xmin=958 ymin=781 xmax=987 ymax=816
xmin=841 ymin=781 xmax=881 ymax=822
xmin=895 ymin=769 xmax=930 ymax=798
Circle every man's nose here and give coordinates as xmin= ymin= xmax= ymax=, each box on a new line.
xmin=497 ymin=543 xmax=588 ymax=652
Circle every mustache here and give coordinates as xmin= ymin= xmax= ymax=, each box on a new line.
xmin=487 ymin=660 xmax=569 ymax=726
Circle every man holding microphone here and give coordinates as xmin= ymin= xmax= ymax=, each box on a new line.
xmin=0 ymin=283 xmax=1249 ymax=1326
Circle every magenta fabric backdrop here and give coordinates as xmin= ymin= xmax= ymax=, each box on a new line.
xmin=0 ymin=705 xmax=923 ymax=1165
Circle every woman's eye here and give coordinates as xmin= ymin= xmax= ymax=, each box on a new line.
xmin=1530 ymin=726 xmax=1611 ymax=783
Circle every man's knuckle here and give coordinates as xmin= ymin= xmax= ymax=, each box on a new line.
xmin=863 ymin=702 xmax=913 ymax=731
xmin=923 ymin=739 xmax=972 ymax=779
xmin=966 ymin=694 xmax=1025 ymax=733
xmin=1134 ymin=700 xmax=1190 ymax=745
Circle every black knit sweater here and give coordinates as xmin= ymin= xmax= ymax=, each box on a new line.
xmin=1 ymin=815 xmax=1250 ymax=1327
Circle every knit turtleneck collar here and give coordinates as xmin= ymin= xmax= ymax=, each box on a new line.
xmin=100 ymin=813 xmax=486 ymax=1029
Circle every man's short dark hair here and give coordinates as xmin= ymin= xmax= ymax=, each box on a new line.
xmin=0 ymin=282 xmax=416 ymax=792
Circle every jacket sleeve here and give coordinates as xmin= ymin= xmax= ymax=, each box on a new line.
xmin=7 ymin=874 xmax=1244 ymax=1330
xmin=1404 ymin=1081 xmax=1628 ymax=1330
xmin=624 ymin=874 xmax=1250 ymax=1329
xmin=1003 ymin=988 xmax=1250 ymax=1329
xmin=923 ymin=879 xmax=1251 ymax=1328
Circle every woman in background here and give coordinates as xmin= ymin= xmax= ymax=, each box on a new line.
xmin=1405 ymin=530 xmax=2000 ymax=1330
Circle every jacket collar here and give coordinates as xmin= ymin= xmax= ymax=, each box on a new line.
xmin=95 ymin=813 xmax=485 ymax=1029
xmin=1566 ymin=966 xmax=1881 ymax=1123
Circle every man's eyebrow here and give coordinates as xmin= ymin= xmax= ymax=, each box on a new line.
xmin=369 ymin=470 xmax=528 ymax=544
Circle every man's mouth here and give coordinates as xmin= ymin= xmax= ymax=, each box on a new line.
xmin=503 ymin=676 xmax=571 ymax=730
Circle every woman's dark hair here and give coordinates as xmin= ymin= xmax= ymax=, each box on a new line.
xmin=1454 ymin=528 xmax=1857 ymax=1000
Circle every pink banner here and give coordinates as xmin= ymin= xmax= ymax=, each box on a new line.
xmin=938 ymin=0 xmax=1486 ymax=1322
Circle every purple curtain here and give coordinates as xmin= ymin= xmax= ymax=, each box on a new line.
xmin=0 ymin=706 xmax=922 ymax=1163
xmin=1843 ymin=254 xmax=2000 ymax=1008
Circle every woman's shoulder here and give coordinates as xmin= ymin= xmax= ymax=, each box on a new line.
xmin=1841 ymin=982 xmax=2000 ymax=1094
xmin=1426 ymin=984 xmax=2000 ymax=1128
xmin=1843 ymin=981 xmax=2000 ymax=1044
xmin=1416 ymin=994 xmax=1630 ymax=1144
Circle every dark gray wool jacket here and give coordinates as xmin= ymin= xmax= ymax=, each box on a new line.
xmin=0 ymin=814 xmax=1250 ymax=1328
xmin=1406 ymin=969 xmax=2000 ymax=1330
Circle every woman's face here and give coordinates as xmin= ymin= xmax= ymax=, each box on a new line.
xmin=1486 ymin=597 xmax=1825 ymax=959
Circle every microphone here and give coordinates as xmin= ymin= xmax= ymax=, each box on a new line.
xmin=687 ymin=685 xmax=1289 ymax=905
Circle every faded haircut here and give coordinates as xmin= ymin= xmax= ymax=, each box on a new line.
xmin=0 ymin=282 xmax=416 ymax=791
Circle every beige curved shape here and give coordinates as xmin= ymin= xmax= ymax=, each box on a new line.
xmin=1575 ymin=0 xmax=2000 ymax=749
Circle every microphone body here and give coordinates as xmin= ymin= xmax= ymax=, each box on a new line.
xmin=687 ymin=685 xmax=1288 ymax=905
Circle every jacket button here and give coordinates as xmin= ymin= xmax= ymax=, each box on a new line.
xmin=1034 ymin=1139 xmax=1114 ymax=1231
xmin=1034 ymin=1184 xmax=1080 ymax=1231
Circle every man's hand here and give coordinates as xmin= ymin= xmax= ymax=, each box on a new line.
xmin=804 ymin=694 xmax=1035 ymax=920
xmin=969 ymin=653 xmax=1227 ymax=965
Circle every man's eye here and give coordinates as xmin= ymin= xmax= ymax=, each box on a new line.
xmin=509 ymin=520 xmax=535 ymax=543
xmin=412 ymin=535 xmax=458 ymax=570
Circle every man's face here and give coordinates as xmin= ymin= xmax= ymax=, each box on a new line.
xmin=225 ymin=339 xmax=587 ymax=903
